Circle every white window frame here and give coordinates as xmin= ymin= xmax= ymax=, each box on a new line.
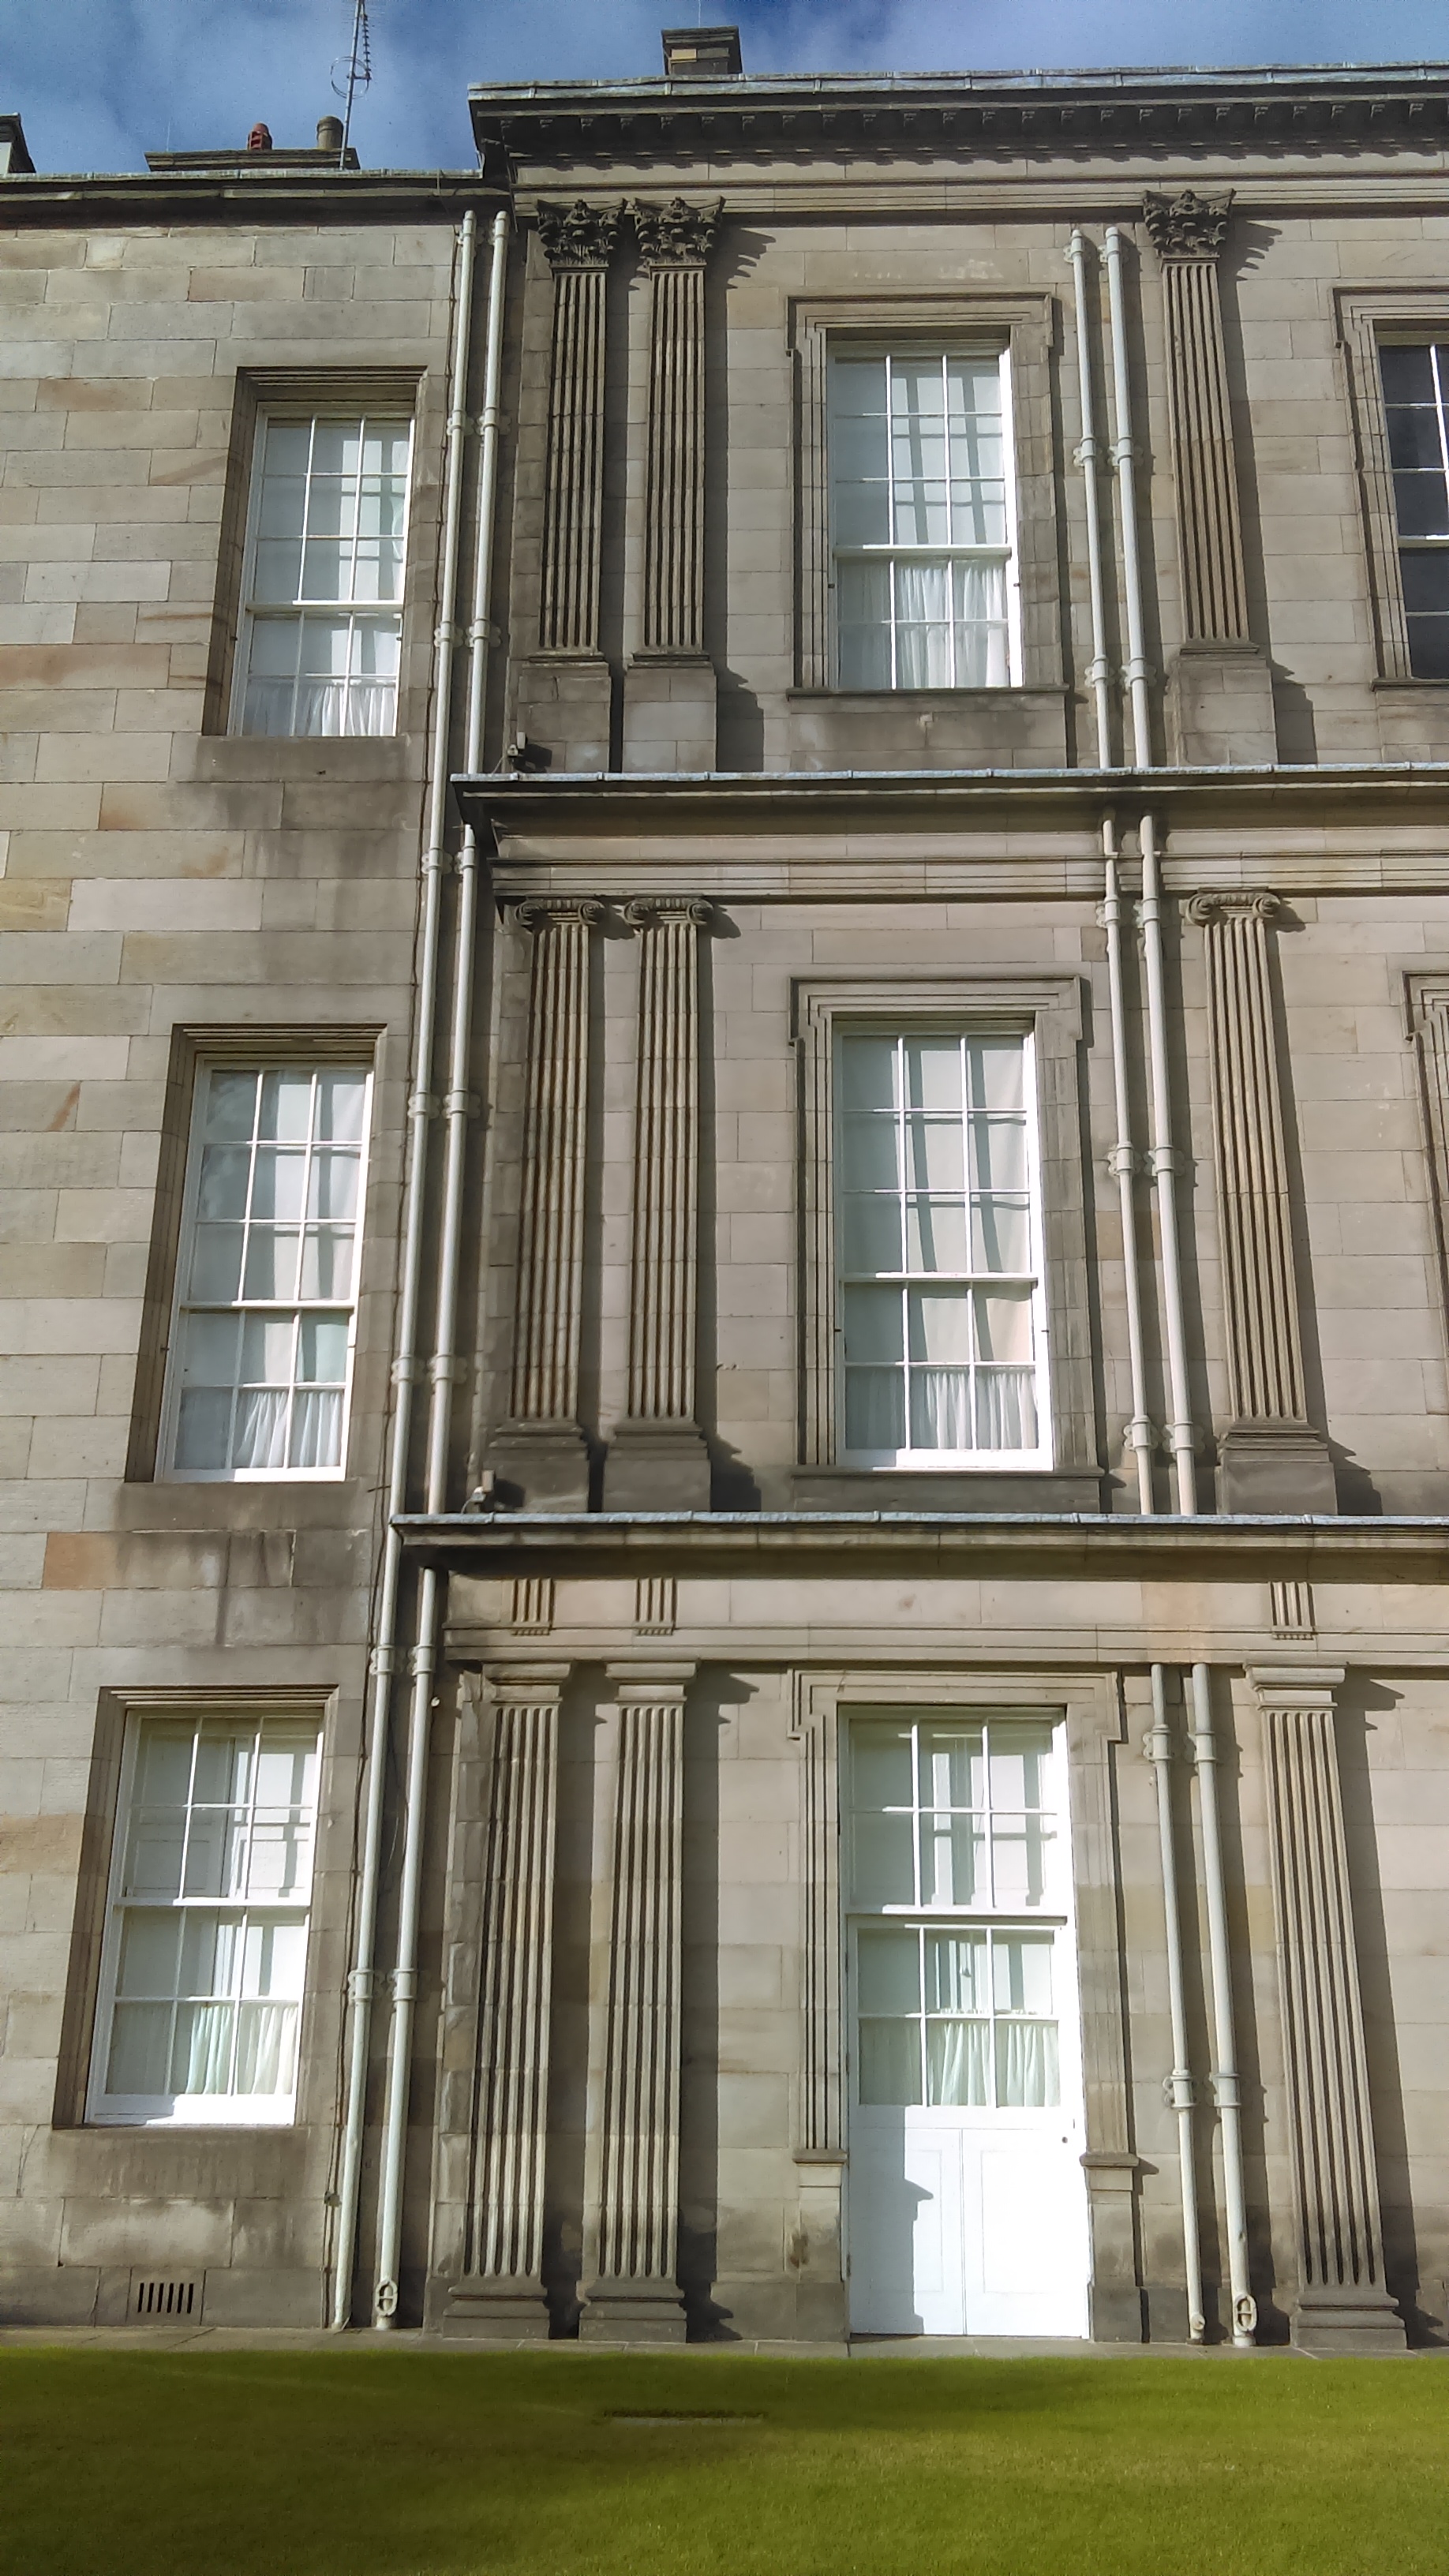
xmin=1377 ymin=336 xmax=1449 ymax=680
xmin=834 ymin=1024 xmax=1052 ymax=1472
xmin=826 ymin=343 xmax=1023 ymax=692
xmin=229 ymin=406 xmax=414 ymax=739
xmin=158 ymin=1058 xmax=373 ymax=1485
xmin=86 ymin=1706 xmax=323 ymax=2129
xmin=842 ymin=1709 xmax=1075 ymax=2114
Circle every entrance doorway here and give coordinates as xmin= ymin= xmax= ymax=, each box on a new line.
xmin=844 ymin=1711 xmax=1090 ymax=2338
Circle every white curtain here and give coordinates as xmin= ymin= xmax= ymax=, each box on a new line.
xmin=995 ymin=2019 xmax=1059 ymax=2108
xmin=975 ymin=1368 xmax=1036 ymax=1451
xmin=927 ymin=2019 xmax=989 ymax=2106
xmin=909 ymin=1367 xmax=969 ymax=1449
xmin=952 ymin=560 xmax=1010 ymax=687
xmin=235 ymin=2001 xmax=295 ymax=2096
xmin=233 ymin=1389 xmax=288 ymax=1472
xmin=893 ymin=560 xmax=951 ymax=687
xmin=289 ymin=1389 xmax=343 ymax=1471
xmin=174 ymin=2001 xmax=234 ymax=2096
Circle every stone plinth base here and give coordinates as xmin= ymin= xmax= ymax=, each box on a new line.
xmin=603 ymin=1420 xmax=711 ymax=1511
xmin=1293 ymin=2288 xmax=1406 ymax=2353
xmin=622 ymin=653 xmax=717 ymax=772
xmin=512 ymin=652 xmax=612 ymax=773
xmin=442 ymin=2275 xmax=552 ymax=2341
xmin=1217 ymin=1421 xmax=1338 ymax=1515
xmin=579 ymin=2278 xmax=688 ymax=2343
xmin=484 ymin=1419 xmax=593 ymax=1512
xmin=1166 ymin=642 xmax=1278 ymax=766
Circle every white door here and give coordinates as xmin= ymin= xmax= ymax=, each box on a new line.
xmin=844 ymin=1714 xmax=1091 ymax=2340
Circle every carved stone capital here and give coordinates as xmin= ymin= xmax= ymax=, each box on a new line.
xmin=512 ymin=897 xmax=606 ymax=933
xmin=1143 ymin=187 xmax=1234 ymax=262
xmin=536 ymin=199 xmax=620 ymax=274
xmin=1187 ymin=889 xmax=1282 ymax=926
xmin=623 ymin=897 xmax=715 ymax=930
xmin=631 ymin=194 xmax=723 ymax=269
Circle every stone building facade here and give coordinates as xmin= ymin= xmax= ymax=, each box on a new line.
xmin=2 ymin=49 xmax=1449 ymax=2350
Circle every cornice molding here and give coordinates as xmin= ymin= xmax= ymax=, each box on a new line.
xmin=471 ymin=66 xmax=1449 ymax=172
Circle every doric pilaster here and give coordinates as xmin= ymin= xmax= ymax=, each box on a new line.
xmin=604 ymin=899 xmax=713 ymax=1508
xmin=1188 ymin=891 xmax=1335 ymax=1512
xmin=581 ymin=1667 xmax=692 ymax=2342
xmin=1144 ymin=189 xmax=1277 ymax=762
xmin=485 ymin=900 xmax=601 ymax=1509
xmin=535 ymin=201 xmax=618 ymax=653
xmin=444 ymin=1669 xmax=563 ymax=2339
xmin=1250 ymin=1666 xmax=1405 ymax=2351
xmin=623 ymin=197 xmax=722 ymax=771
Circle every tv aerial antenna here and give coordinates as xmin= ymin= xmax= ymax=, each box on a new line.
xmin=331 ymin=0 xmax=373 ymax=167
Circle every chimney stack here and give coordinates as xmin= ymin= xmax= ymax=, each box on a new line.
xmin=246 ymin=122 xmax=273 ymax=152
xmin=661 ymin=25 xmax=743 ymax=78
xmin=316 ymin=115 xmax=344 ymax=152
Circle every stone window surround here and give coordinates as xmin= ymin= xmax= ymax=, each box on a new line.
xmin=1336 ymin=289 xmax=1449 ymax=688
xmin=788 ymin=294 xmax=1065 ymax=701
xmin=125 ymin=1024 xmax=385 ymax=1486
xmin=52 ymin=1686 xmax=341 ymax=2136
xmin=792 ymin=972 xmax=1095 ymax=1481
xmin=790 ymin=1664 xmax=1139 ymax=2338
xmin=202 ymin=366 xmax=430 ymax=743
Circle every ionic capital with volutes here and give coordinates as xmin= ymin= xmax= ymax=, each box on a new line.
xmin=1187 ymin=888 xmax=1282 ymax=927
xmin=511 ymin=897 xmax=607 ymax=934
xmin=623 ymin=897 xmax=715 ymax=930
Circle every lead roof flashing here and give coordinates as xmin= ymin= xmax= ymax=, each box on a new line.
xmin=470 ymin=58 xmax=1449 ymax=165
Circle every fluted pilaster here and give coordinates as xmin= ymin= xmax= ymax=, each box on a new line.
xmin=623 ymin=199 xmax=721 ymax=771
xmin=1251 ymin=1667 xmax=1404 ymax=2351
xmin=1189 ymin=891 xmax=1334 ymax=1511
xmin=536 ymin=202 xmax=618 ymax=653
xmin=604 ymin=899 xmax=713 ymax=1507
xmin=441 ymin=1669 xmax=564 ymax=2341
xmin=487 ymin=901 xmax=601 ymax=1509
xmin=1144 ymin=189 xmax=1277 ymax=762
xmin=582 ymin=1670 xmax=691 ymax=2341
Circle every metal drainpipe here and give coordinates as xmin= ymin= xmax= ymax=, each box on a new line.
xmin=1148 ymin=1664 xmax=1205 ymax=2343
xmin=1136 ymin=811 xmax=1197 ymax=1515
xmin=1068 ymin=231 xmax=1112 ymax=770
xmin=328 ymin=208 xmax=480 ymax=2334
xmin=1100 ymin=815 xmax=1155 ymax=1515
xmin=1103 ymin=225 xmax=1151 ymax=770
xmin=1189 ymin=1661 xmax=1257 ymax=2346
xmin=371 ymin=204 xmax=510 ymax=2330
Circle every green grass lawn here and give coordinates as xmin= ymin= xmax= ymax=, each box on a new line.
xmin=2 ymin=2349 xmax=1445 ymax=2576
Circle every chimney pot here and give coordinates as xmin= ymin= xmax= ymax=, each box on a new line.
xmin=316 ymin=115 xmax=344 ymax=151
xmin=246 ymin=122 xmax=273 ymax=152
xmin=661 ymin=24 xmax=743 ymax=79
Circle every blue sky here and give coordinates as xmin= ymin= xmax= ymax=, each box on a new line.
xmin=8 ymin=0 xmax=1447 ymax=176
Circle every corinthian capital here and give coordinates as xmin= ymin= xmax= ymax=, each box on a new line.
xmin=536 ymin=200 xmax=621 ymax=274
xmin=631 ymin=195 xmax=723 ymax=269
xmin=1143 ymin=187 xmax=1234 ymax=262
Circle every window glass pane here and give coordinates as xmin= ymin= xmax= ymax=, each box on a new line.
xmin=908 ymin=1286 xmax=972 ymax=1361
xmin=859 ymin=2018 xmax=923 ymax=2106
xmin=840 ymin=1037 xmax=898 ymax=1110
xmin=844 ymin=1194 xmax=904 ymax=1274
xmin=974 ymin=1287 xmax=1032 ymax=1361
xmin=905 ymin=1197 xmax=968 ymax=1273
xmin=967 ymin=1039 xmax=1025 ymax=1112
xmin=918 ymin=1725 xmax=983 ymax=1809
xmin=971 ymin=1199 xmax=1030 ymax=1272
xmin=851 ymin=1810 xmax=915 ymax=1905
xmin=919 ymin=1809 xmax=985 ymax=1904
xmin=927 ymin=2019 xmax=990 ymax=2106
xmin=852 ymin=1721 xmax=915 ymax=1807
xmin=905 ymin=1118 xmax=964 ymax=1192
xmin=926 ymin=1928 xmax=987 ymax=2012
xmin=903 ymin=1039 xmax=961 ymax=1110
xmin=841 ymin=1114 xmax=900 ymax=1193
xmin=1406 ymin=614 xmax=1449 ymax=679
xmin=857 ymin=1926 xmax=921 ymax=2013
xmin=976 ymin=1368 xmax=1037 ymax=1451
xmin=994 ymin=2016 xmax=1059 ymax=2108
xmin=845 ymin=1368 xmax=906 ymax=1453
xmin=1380 ymin=343 xmax=1436 ymax=403
xmin=107 ymin=2003 xmax=173 ymax=2098
xmin=969 ymin=1116 xmax=1028 ymax=1193
xmin=993 ymin=1931 xmax=1054 ymax=2015
xmin=114 ymin=1912 xmax=182 ymax=1998
xmin=844 ymin=1284 xmax=904 ymax=1362
xmin=910 ymin=1368 xmax=969 ymax=1451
